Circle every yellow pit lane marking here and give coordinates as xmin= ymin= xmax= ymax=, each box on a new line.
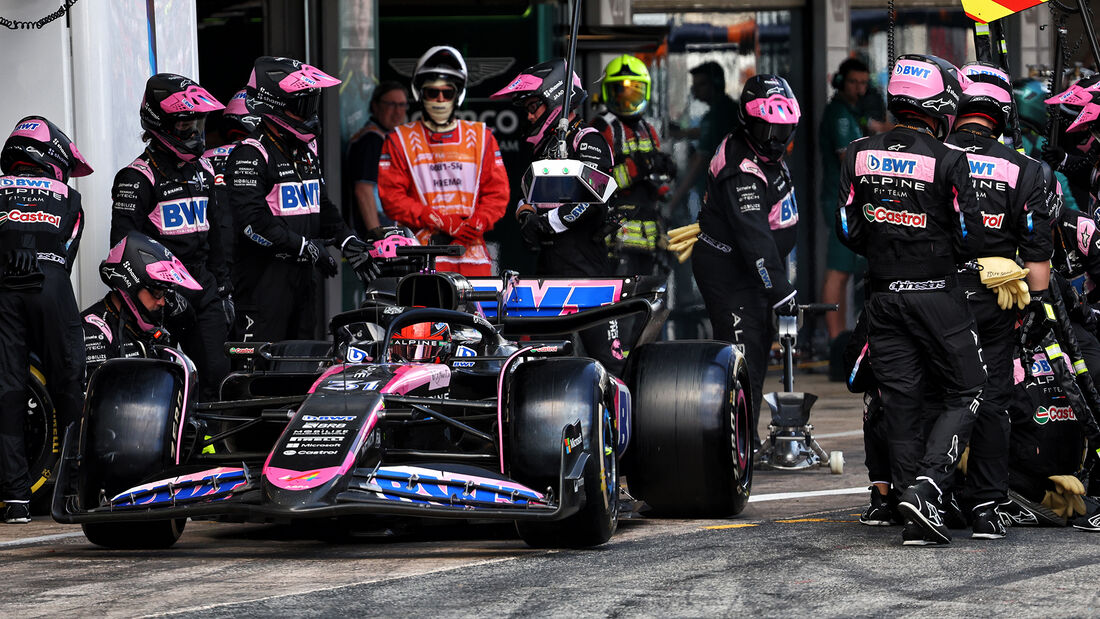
xmin=705 ymin=523 xmax=759 ymax=530
xmin=776 ymin=518 xmax=858 ymax=524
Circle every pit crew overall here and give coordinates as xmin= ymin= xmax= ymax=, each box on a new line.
xmin=519 ymin=120 xmax=624 ymax=374
xmin=110 ymin=144 xmax=230 ymax=401
xmin=692 ymin=131 xmax=798 ymax=434
xmin=0 ymin=174 xmax=84 ymax=503
xmin=837 ymin=124 xmax=987 ymax=492
xmin=227 ymin=126 xmax=356 ymax=342
xmin=946 ymin=125 xmax=1052 ymax=507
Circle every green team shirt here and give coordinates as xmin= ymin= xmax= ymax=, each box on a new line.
xmin=819 ymin=96 xmax=864 ymax=205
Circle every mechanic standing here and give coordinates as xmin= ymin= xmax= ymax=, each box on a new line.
xmin=0 ymin=116 xmax=91 ymax=524
xmin=227 ymin=56 xmax=378 ymax=343
xmin=491 ymin=58 xmax=625 ymax=374
xmin=379 ymin=46 xmax=509 ymax=276
xmin=592 ymin=54 xmax=675 ymax=277
xmin=836 ymin=55 xmax=987 ymax=547
xmin=690 ymin=75 xmax=801 ymax=443
xmin=946 ymin=63 xmax=1052 ymax=539
xmin=110 ymin=74 xmax=231 ymax=402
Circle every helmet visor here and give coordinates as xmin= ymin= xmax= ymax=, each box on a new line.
xmin=606 ymin=80 xmax=648 ymax=116
xmin=747 ymin=120 xmax=796 ymax=150
xmin=287 ymin=94 xmax=320 ymax=119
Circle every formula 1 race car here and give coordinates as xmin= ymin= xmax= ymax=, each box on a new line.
xmin=53 ymin=266 xmax=753 ymax=549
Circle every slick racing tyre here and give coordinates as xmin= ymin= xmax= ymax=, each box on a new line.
xmin=508 ymin=358 xmax=618 ymax=548
xmin=625 ymin=341 xmax=752 ymax=517
xmin=22 ymin=362 xmax=59 ymax=514
xmin=78 ymin=358 xmax=188 ymax=549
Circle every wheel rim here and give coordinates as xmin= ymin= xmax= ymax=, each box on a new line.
xmin=601 ymin=405 xmax=618 ymax=515
xmin=24 ymin=371 xmax=55 ymax=488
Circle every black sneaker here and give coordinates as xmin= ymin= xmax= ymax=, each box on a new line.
xmin=860 ymin=489 xmax=897 ymax=526
xmin=1007 ymin=490 xmax=1067 ymax=527
xmin=902 ymin=519 xmax=948 ymax=546
xmin=898 ymin=479 xmax=951 ymax=544
xmin=942 ymin=492 xmax=968 ymax=530
xmin=970 ymin=502 xmax=1007 ymax=539
xmin=1070 ymin=496 xmax=1100 ymax=532
xmin=3 ymin=502 xmax=31 ymax=524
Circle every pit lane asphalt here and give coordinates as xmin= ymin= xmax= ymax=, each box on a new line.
xmin=3 ymin=371 xmax=1097 ymax=617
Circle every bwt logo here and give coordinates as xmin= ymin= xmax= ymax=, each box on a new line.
xmin=965 ymin=67 xmax=1004 ymax=79
xmin=157 ymin=198 xmax=209 ymax=233
xmin=969 ymin=159 xmax=998 ymax=177
xmin=866 ymin=154 xmax=917 ymax=175
xmin=894 ymin=64 xmax=931 ymax=80
xmin=16 ymin=121 xmax=41 ymax=132
xmin=278 ymin=179 xmax=320 ymax=213
xmin=0 ymin=178 xmax=50 ymax=188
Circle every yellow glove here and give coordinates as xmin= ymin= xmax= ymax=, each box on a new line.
xmin=1012 ymin=279 xmax=1030 ymax=310
xmin=975 ymin=256 xmax=1030 ymax=288
xmin=669 ymin=236 xmax=697 ymax=263
xmin=1043 ymin=489 xmax=1087 ymax=518
xmin=677 ymin=242 xmax=694 ymax=263
xmin=958 ymin=446 xmax=970 ymax=475
xmin=668 ymin=222 xmax=699 ymax=244
xmin=1049 ymin=474 xmax=1086 ymax=496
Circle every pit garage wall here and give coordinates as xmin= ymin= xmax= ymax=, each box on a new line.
xmin=0 ymin=0 xmax=199 ymax=308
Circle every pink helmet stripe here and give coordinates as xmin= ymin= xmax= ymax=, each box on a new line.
xmin=146 ymin=257 xmax=202 ymax=290
xmin=964 ymin=81 xmax=1011 ymax=104
xmin=491 ymin=74 xmax=544 ymax=99
xmin=225 ymin=89 xmax=250 ymax=116
xmin=744 ymin=94 xmax=801 ymax=124
xmin=105 ymin=237 xmax=128 ymax=264
xmin=278 ymin=64 xmax=341 ymax=93
xmin=10 ymin=119 xmax=52 ymax=142
xmin=160 ymin=85 xmax=225 ymax=114
xmin=1066 ymin=102 xmax=1100 ymax=133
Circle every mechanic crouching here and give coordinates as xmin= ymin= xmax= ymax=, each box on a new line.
xmin=690 ymin=75 xmax=802 ymax=447
xmin=83 ymin=233 xmax=203 ymax=378
xmin=836 ymin=55 xmax=987 ymax=547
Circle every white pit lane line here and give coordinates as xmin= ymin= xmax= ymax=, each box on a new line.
xmin=0 ymin=531 xmax=86 ymax=547
xmin=748 ymin=486 xmax=868 ymax=503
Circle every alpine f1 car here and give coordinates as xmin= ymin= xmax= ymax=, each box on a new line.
xmin=53 ymin=266 xmax=753 ymax=549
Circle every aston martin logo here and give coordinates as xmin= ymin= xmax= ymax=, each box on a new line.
xmin=388 ymin=57 xmax=516 ymax=88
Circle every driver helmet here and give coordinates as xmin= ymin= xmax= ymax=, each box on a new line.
xmin=247 ymin=56 xmax=341 ymax=143
xmin=491 ymin=58 xmax=587 ymax=151
xmin=1 ymin=115 xmax=93 ymax=182
xmin=887 ymin=54 xmax=965 ymax=141
xmin=958 ymin=63 xmax=1013 ymax=133
xmin=141 ymin=73 xmax=225 ymax=161
xmin=99 ymin=233 xmax=201 ymax=332
xmin=601 ymin=54 xmax=651 ymax=118
xmin=391 ymin=321 xmax=452 ymax=363
xmin=738 ymin=74 xmax=801 ymax=162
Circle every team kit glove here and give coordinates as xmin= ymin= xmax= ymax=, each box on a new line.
xmin=300 ymin=238 xmax=338 ymax=278
xmin=220 ymin=294 xmax=236 ymax=331
xmin=774 ymin=293 xmax=798 ymax=317
xmin=341 ymin=236 xmax=381 ymax=282
xmin=1019 ymin=289 xmax=1056 ymax=349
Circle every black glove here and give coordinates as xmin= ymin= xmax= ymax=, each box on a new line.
xmin=341 ymin=236 xmax=381 ymax=282
xmin=221 ymin=294 xmax=236 ymax=332
xmin=5 ymin=247 xmax=39 ymax=275
xmin=301 ymin=238 xmax=338 ymax=278
xmin=645 ymin=151 xmax=677 ymax=179
xmin=774 ymin=293 xmax=798 ymax=317
xmin=1019 ymin=290 xmax=1055 ymax=349
xmin=517 ymin=207 xmax=545 ymax=249
xmin=1041 ymin=144 xmax=1067 ymax=171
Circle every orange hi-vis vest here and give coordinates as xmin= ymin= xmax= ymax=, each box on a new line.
xmin=387 ymin=120 xmax=492 ymax=272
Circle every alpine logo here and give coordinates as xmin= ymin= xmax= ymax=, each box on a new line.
xmin=981 ymin=212 xmax=1004 ymax=228
xmin=866 ymin=153 xmax=917 ymax=175
xmin=0 ymin=209 xmax=61 ymax=227
xmin=1034 ymin=405 xmax=1076 ymax=425
xmin=863 ymin=203 xmax=926 ymax=228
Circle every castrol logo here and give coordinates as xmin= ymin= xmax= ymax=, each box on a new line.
xmin=0 ymin=209 xmax=61 ymax=227
xmin=982 ymin=212 xmax=1004 ymax=229
xmin=1034 ymin=405 xmax=1076 ymax=425
xmin=862 ymin=203 xmax=926 ymax=228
